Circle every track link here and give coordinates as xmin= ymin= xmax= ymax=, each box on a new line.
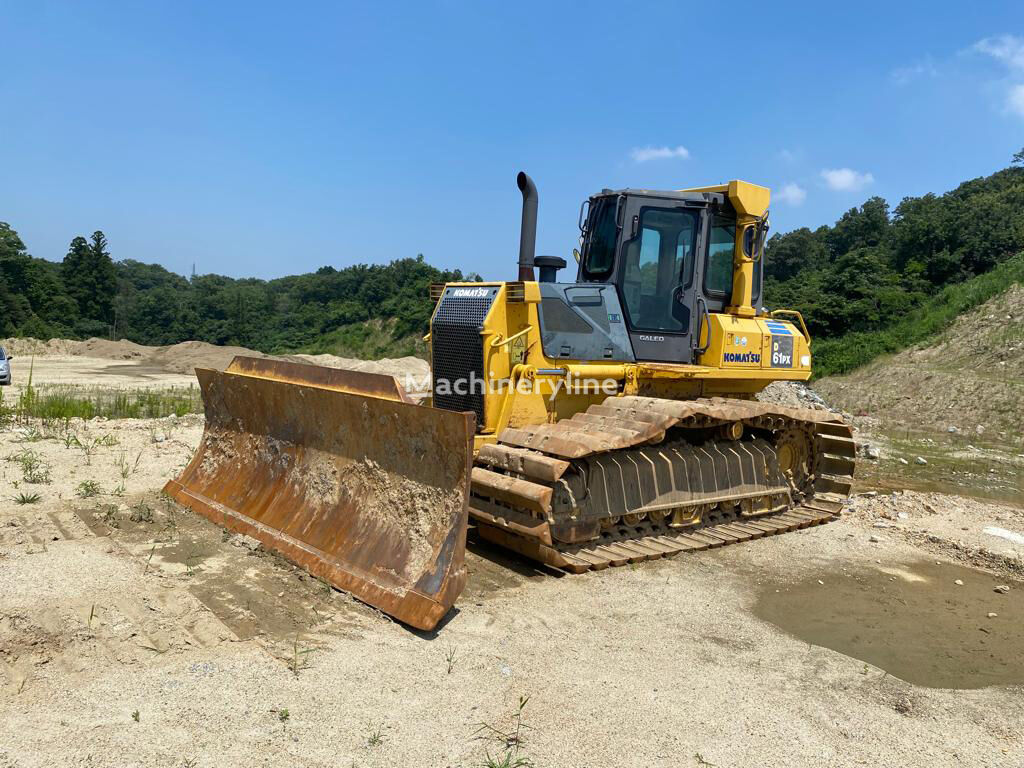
xmin=469 ymin=396 xmax=855 ymax=573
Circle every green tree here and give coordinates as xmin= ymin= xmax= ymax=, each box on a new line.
xmin=1013 ymin=147 xmax=1024 ymax=165
xmin=825 ymin=197 xmax=891 ymax=257
xmin=63 ymin=231 xmax=118 ymax=330
xmin=764 ymin=227 xmax=828 ymax=282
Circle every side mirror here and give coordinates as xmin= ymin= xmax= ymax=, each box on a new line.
xmin=743 ymin=226 xmax=756 ymax=259
xmin=572 ymin=248 xmax=581 ymax=264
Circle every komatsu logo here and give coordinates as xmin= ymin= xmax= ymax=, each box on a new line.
xmin=451 ymin=287 xmax=490 ymax=298
xmin=724 ymin=352 xmax=761 ymax=364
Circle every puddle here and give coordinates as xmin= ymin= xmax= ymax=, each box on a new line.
xmin=855 ymin=426 xmax=1024 ymax=507
xmin=753 ymin=560 xmax=1024 ymax=689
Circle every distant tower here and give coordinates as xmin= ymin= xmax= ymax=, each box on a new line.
xmin=191 ymin=262 xmax=196 ymax=282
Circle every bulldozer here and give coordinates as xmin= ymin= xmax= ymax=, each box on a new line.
xmin=164 ymin=173 xmax=855 ymax=631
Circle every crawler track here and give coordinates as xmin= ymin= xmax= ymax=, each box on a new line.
xmin=469 ymin=396 xmax=855 ymax=572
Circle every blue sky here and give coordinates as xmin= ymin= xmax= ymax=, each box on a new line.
xmin=1 ymin=1 xmax=1022 ymax=281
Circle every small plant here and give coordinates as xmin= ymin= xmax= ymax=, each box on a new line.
xmin=112 ymin=481 xmax=126 ymax=497
xmin=115 ymin=451 xmax=132 ymax=479
xmin=144 ymin=544 xmax=157 ymax=575
xmin=9 ymin=449 xmax=52 ymax=485
xmin=129 ymin=501 xmax=153 ymax=523
xmin=474 ymin=695 xmax=532 ymax=762
xmin=445 ymin=645 xmax=457 ymax=674
xmin=290 ymin=636 xmax=313 ymax=677
xmin=76 ymin=480 xmax=103 ymax=498
xmin=95 ymin=433 xmax=120 ymax=447
xmin=162 ymin=506 xmax=179 ymax=541
xmin=131 ymin=709 xmax=140 ymax=723
xmin=278 ymin=708 xmax=290 ymax=723
xmin=88 ymin=603 xmax=97 ymax=628
xmin=96 ymin=503 xmax=119 ymax=529
xmin=182 ymin=759 xmax=198 ymax=768
xmin=113 ymin=449 xmax=144 ymax=479
xmin=18 ymin=427 xmax=44 ymax=443
xmin=14 ymin=492 xmax=41 ymax=505
xmin=78 ymin=439 xmax=96 ymax=465
xmin=63 ymin=432 xmax=81 ymax=449
xmin=367 ymin=724 xmax=385 ymax=747
xmin=184 ymin=552 xmax=201 ymax=575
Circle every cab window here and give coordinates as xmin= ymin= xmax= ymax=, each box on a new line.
xmin=621 ymin=207 xmax=698 ymax=332
xmin=581 ymin=197 xmax=619 ymax=278
xmin=705 ymin=216 xmax=735 ymax=296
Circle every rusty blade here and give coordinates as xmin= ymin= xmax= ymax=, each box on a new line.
xmin=225 ymin=355 xmax=414 ymax=403
xmin=164 ymin=359 xmax=474 ymax=631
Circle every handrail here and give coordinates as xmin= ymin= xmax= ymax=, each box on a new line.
xmin=694 ymin=297 xmax=711 ymax=356
xmin=490 ymin=326 xmax=531 ymax=348
xmin=769 ymin=309 xmax=811 ymax=346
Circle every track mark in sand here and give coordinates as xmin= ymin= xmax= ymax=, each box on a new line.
xmin=74 ymin=493 xmax=377 ymax=664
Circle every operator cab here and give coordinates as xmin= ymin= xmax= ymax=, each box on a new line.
xmin=568 ymin=189 xmax=765 ymax=364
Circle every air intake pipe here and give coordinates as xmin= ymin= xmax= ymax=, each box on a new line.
xmin=516 ymin=171 xmax=538 ymax=281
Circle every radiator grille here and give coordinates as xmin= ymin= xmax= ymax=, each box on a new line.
xmin=431 ymin=286 xmax=499 ymax=426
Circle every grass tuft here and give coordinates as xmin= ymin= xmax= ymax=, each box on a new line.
xmin=76 ymin=480 xmax=103 ymax=498
xmin=13 ymin=382 xmax=201 ymax=421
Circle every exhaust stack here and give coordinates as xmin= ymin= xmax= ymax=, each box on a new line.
xmin=516 ymin=171 xmax=538 ymax=281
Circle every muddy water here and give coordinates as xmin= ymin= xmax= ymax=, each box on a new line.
xmin=754 ymin=560 xmax=1024 ymax=689
xmin=855 ymin=425 xmax=1024 ymax=506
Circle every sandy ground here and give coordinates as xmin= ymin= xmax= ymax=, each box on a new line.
xmin=1 ymin=357 xmax=1023 ymax=767
xmin=1 ymin=337 xmax=431 ymax=393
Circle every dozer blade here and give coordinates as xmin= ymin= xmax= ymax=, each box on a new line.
xmin=163 ymin=357 xmax=474 ymax=631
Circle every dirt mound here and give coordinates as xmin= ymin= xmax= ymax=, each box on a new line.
xmin=1 ymin=337 xmax=81 ymax=356
xmin=290 ymin=353 xmax=430 ymax=390
xmin=76 ymin=338 xmax=150 ymax=360
xmin=815 ymin=284 xmax=1024 ymax=437
xmin=2 ymin=335 xmax=431 ymax=388
xmin=148 ymin=341 xmax=271 ymax=374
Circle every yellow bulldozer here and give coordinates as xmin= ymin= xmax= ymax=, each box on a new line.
xmin=165 ymin=173 xmax=855 ymax=630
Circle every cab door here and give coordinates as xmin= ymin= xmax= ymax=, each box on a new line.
xmin=615 ymin=198 xmax=705 ymax=364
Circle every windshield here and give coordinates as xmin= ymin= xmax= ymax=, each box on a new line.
xmin=621 ymin=207 xmax=698 ymax=332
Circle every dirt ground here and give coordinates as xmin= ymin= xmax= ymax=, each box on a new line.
xmin=1 ymin=355 xmax=1023 ymax=767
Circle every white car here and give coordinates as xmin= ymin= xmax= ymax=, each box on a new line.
xmin=0 ymin=347 xmax=11 ymax=386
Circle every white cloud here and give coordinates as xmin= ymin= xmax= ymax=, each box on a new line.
xmin=891 ymin=58 xmax=938 ymax=86
xmin=820 ymin=168 xmax=874 ymax=192
xmin=971 ymin=35 xmax=1024 ymax=119
xmin=1008 ymin=84 xmax=1024 ymax=117
xmin=973 ymin=35 xmax=1024 ymax=72
xmin=630 ymin=145 xmax=690 ymax=163
xmin=776 ymin=182 xmax=806 ymax=206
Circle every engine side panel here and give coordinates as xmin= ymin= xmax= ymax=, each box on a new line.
xmin=537 ymin=282 xmax=635 ymax=363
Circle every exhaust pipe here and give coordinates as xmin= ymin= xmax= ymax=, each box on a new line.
xmin=516 ymin=171 xmax=538 ymax=281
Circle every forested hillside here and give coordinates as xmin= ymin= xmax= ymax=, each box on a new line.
xmin=2 ymin=153 xmax=1022 ymax=363
xmin=765 ymin=154 xmax=1024 ymax=374
xmin=0 ymin=226 xmax=470 ymax=357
